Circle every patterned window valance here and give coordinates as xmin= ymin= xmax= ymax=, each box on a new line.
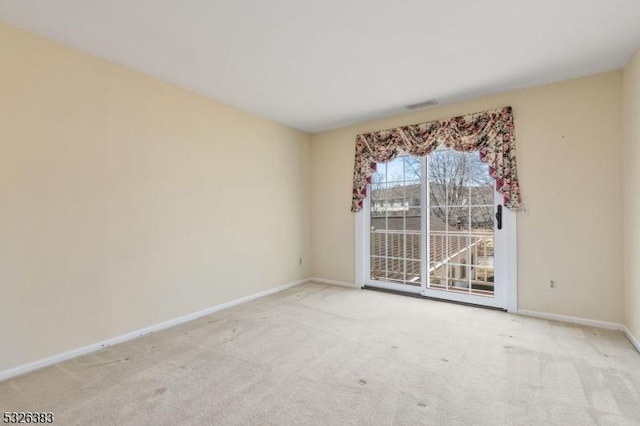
xmin=351 ymin=106 xmax=521 ymax=212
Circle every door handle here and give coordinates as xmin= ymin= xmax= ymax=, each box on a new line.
xmin=496 ymin=205 xmax=502 ymax=230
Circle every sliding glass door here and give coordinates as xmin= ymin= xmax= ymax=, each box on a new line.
xmin=369 ymin=155 xmax=422 ymax=288
xmin=365 ymin=149 xmax=514 ymax=309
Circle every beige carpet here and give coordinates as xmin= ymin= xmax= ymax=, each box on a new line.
xmin=2 ymin=282 xmax=639 ymax=425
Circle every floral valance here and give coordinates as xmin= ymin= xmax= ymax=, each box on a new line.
xmin=351 ymin=106 xmax=521 ymax=212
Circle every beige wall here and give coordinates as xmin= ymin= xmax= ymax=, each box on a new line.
xmin=0 ymin=23 xmax=310 ymax=372
xmin=0 ymin=20 xmax=632 ymax=374
xmin=623 ymin=49 xmax=640 ymax=343
xmin=311 ymin=72 xmax=624 ymax=323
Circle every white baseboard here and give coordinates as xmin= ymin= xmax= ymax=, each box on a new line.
xmin=622 ymin=326 xmax=640 ymax=353
xmin=0 ymin=278 xmax=310 ymax=382
xmin=309 ymin=277 xmax=357 ymax=289
xmin=517 ymin=309 xmax=624 ymax=330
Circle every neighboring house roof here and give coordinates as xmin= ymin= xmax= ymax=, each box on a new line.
xmin=370 ymin=183 xmax=494 ymax=208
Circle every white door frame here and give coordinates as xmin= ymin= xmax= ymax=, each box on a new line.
xmin=354 ymin=158 xmax=518 ymax=313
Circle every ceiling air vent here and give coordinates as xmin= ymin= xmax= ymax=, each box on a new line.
xmin=406 ymin=99 xmax=438 ymax=110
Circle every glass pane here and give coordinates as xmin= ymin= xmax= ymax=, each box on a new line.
xmin=371 ymin=217 xmax=387 ymax=231
xmin=406 ymin=207 xmax=421 ymax=230
xmin=370 ymin=183 xmax=387 ymax=222
xmin=386 ymin=232 xmax=405 ymax=259
xmin=370 ymin=233 xmax=386 ymax=258
xmin=472 ymin=266 xmax=495 ymax=285
xmin=372 ymin=163 xmax=387 ymax=184
xmin=387 ymin=198 xmax=406 ymax=218
xmin=429 ymin=261 xmax=446 ymax=290
xmin=447 ymin=235 xmax=469 ymax=261
xmin=469 ymin=182 xmax=494 ymax=206
xmin=386 ymin=257 xmax=404 ymax=281
xmin=387 ymin=215 xmax=404 ymax=231
xmin=369 ymin=155 xmax=426 ymax=288
xmin=427 ymin=150 xmax=447 ymax=207
xmin=370 ymin=257 xmax=386 ymax=281
xmin=459 ymin=263 xmax=469 ymax=280
xmin=444 ymin=151 xmax=469 ymax=202
xmin=371 ymin=182 xmax=387 ymax=202
xmin=448 ymin=264 xmax=469 ymax=290
xmin=386 ymin=157 xmax=405 ymax=182
xmin=468 ymin=151 xmax=491 ymax=187
xmin=404 ymin=156 xmax=422 ymax=182
xmin=405 ymin=260 xmax=421 ymax=285
xmin=423 ymin=148 xmax=498 ymax=298
xmin=448 ymin=206 xmax=469 ymax=231
xmin=405 ymin=232 xmax=421 ymax=261
xmin=470 ymin=236 xmax=494 ymax=267
xmin=429 ymin=207 xmax=446 ymax=263
xmin=429 ymin=207 xmax=448 ymax=231
xmin=406 ymin=184 xmax=421 ymax=207
xmin=470 ymin=206 xmax=493 ymax=231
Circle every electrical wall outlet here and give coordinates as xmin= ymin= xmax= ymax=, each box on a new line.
xmin=549 ymin=280 xmax=557 ymax=289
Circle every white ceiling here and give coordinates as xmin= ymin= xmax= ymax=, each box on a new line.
xmin=1 ymin=1 xmax=639 ymax=132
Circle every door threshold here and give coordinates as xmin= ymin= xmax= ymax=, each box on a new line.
xmin=362 ymin=285 xmax=506 ymax=312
